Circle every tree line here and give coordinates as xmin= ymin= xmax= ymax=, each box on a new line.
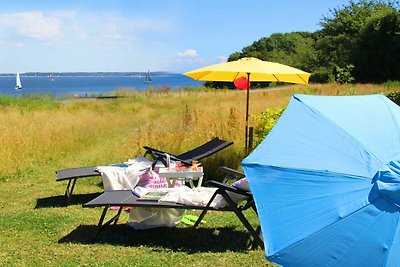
xmin=209 ymin=0 xmax=400 ymax=87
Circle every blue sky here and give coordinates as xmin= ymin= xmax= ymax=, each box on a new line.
xmin=0 ymin=0 xmax=350 ymax=73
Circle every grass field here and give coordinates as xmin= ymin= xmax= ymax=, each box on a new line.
xmin=0 ymin=83 xmax=397 ymax=266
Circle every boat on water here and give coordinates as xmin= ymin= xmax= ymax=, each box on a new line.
xmin=15 ymin=71 xmax=22 ymax=90
xmin=144 ymin=70 xmax=152 ymax=83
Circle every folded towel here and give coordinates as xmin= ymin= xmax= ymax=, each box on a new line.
xmin=96 ymin=156 xmax=153 ymax=191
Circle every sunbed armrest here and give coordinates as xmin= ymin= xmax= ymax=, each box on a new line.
xmin=148 ymin=154 xmax=192 ymax=170
xmin=207 ymin=180 xmax=252 ymax=198
xmin=143 ymin=146 xmax=170 ymax=158
xmin=218 ymin=166 xmax=245 ymax=183
xmin=144 ymin=146 xmax=193 ymax=168
xmin=218 ymin=166 xmax=245 ymax=177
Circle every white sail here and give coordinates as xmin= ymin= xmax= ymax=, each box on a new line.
xmin=144 ymin=70 xmax=152 ymax=83
xmin=15 ymin=71 xmax=22 ymax=90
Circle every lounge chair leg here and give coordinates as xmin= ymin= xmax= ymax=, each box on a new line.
xmin=221 ymin=190 xmax=263 ymax=249
xmin=249 ymin=203 xmax=264 ymax=249
xmin=93 ymin=206 xmax=109 ymax=242
xmin=193 ymin=210 xmax=208 ymax=228
xmin=113 ymin=207 xmax=123 ymax=225
xmin=65 ymin=178 xmax=77 ymax=205
xmin=193 ymin=191 xmax=218 ymax=228
xmin=92 ymin=206 xmax=124 ymax=242
xmin=250 ymin=226 xmax=263 ymax=250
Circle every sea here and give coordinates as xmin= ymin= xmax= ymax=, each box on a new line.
xmin=0 ymin=72 xmax=204 ymax=98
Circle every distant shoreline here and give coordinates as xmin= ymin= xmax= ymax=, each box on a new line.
xmin=0 ymin=71 xmax=177 ymax=77
xmin=0 ymin=73 xmax=203 ymax=97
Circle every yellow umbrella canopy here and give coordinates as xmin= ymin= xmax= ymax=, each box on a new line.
xmin=183 ymin=57 xmax=311 ymax=149
xmin=184 ymin=57 xmax=310 ymax=84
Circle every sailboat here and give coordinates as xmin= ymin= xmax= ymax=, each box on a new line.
xmin=144 ymin=70 xmax=152 ymax=83
xmin=15 ymin=71 xmax=22 ymax=90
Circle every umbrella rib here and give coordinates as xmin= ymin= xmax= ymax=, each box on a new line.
xmin=271 ymin=200 xmax=380 ymax=260
xmin=380 ymin=95 xmax=400 ymax=144
xmin=297 ymin=74 xmax=308 ymax=85
xmin=262 ymin=164 xmax=373 ymax=181
xmin=234 ymin=72 xmax=242 ymax=80
xmin=292 ymin=95 xmax=384 ymax=167
xmin=384 ymin=215 xmax=400 ymax=266
xmin=273 ymin=73 xmax=308 ymax=85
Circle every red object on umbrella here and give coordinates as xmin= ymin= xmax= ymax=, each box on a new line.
xmin=234 ymin=76 xmax=250 ymax=90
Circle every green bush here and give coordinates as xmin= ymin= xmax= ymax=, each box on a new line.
xmin=0 ymin=94 xmax=59 ymax=111
xmin=184 ymin=85 xmax=216 ymax=92
xmin=309 ymin=67 xmax=332 ymax=83
xmin=386 ymin=90 xmax=400 ymax=105
xmin=253 ymin=108 xmax=285 ymax=146
xmin=333 ymin=64 xmax=355 ymax=84
xmin=384 ymin=80 xmax=400 ymax=90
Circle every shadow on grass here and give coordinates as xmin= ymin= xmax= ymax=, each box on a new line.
xmin=59 ymin=224 xmax=254 ymax=253
xmin=35 ymin=193 xmax=101 ymax=208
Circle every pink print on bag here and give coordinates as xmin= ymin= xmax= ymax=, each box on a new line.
xmin=137 ymin=170 xmax=169 ymax=189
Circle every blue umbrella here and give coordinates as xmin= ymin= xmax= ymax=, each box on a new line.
xmin=242 ymin=94 xmax=400 ymax=267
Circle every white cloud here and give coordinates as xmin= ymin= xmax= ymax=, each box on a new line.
xmin=51 ymin=10 xmax=76 ymax=20
xmin=216 ymin=55 xmax=228 ymax=63
xmin=176 ymin=49 xmax=227 ymax=65
xmin=73 ymin=12 xmax=173 ymax=50
xmin=178 ymin=49 xmax=198 ymax=58
xmin=0 ymin=40 xmax=23 ymax=48
xmin=0 ymin=9 xmax=172 ymax=49
xmin=176 ymin=49 xmax=207 ymax=64
xmin=168 ymin=49 xmax=230 ymax=72
xmin=0 ymin=11 xmax=64 ymax=42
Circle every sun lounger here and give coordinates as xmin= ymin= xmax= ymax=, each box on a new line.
xmin=56 ymin=137 xmax=233 ymax=205
xmin=55 ymin=166 xmax=100 ymax=203
xmin=82 ymin=167 xmax=263 ymax=249
xmin=143 ymin=137 xmax=233 ymax=167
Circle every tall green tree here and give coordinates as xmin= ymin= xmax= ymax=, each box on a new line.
xmin=316 ymin=0 xmax=400 ymax=82
xmin=219 ymin=0 xmax=400 ymax=86
xmin=316 ymin=1 xmax=376 ymax=69
xmin=207 ymin=32 xmax=317 ymax=89
xmin=355 ymin=7 xmax=400 ymax=82
xmin=229 ymin=32 xmax=317 ymax=72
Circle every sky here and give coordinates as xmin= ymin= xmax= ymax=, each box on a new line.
xmin=0 ymin=0 xmax=350 ymax=74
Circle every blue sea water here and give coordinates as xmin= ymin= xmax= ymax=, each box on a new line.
xmin=0 ymin=74 xmax=203 ymax=98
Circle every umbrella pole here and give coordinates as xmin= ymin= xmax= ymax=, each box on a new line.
xmin=245 ymin=73 xmax=250 ymax=150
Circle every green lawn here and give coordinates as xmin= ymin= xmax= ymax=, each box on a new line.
xmin=1 ymin=84 xmax=397 ymax=266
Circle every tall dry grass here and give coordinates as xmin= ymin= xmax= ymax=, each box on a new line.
xmin=0 ymin=83 xmax=396 ymax=182
xmin=0 ymin=83 xmax=398 ymax=266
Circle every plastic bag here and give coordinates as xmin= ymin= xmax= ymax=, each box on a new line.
xmin=137 ymin=169 xmax=169 ymax=189
xmin=128 ymin=169 xmax=184 ymax=230
xmin=127 ymin=207 xmax=186 ymax=230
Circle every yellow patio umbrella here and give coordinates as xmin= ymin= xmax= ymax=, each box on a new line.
xmin=184 ymin=57 xmax=311 ymax=149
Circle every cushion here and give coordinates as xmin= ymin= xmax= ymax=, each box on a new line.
xmin=232 ymin=177 xmax=250 ymax=191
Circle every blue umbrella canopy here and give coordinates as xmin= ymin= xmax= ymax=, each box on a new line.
xmin=242 ymin=94 xmax=400 ymax=267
